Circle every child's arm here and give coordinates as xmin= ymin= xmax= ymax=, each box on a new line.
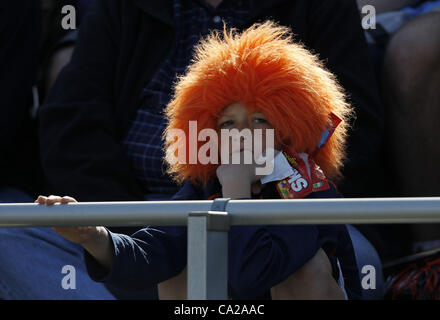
xmin=36 ymin=194 xmax=188 ymax=292
xmin=35 ymin=195 xmax=114 ymax=270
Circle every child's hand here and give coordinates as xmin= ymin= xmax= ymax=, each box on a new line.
xmin=216 ymin=150 xmax=268 ymax=198
xmin=216 ymin=162 xmax=260 ymax=186
xmin=216 ymin=150 xmax=264 ymax=186
xmin=35 ymin=195 xmax=100 ymax=245
xmin=35 ymin=195 xmax=114 ymax=269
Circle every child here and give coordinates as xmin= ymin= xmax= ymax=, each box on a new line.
xmin=38 ymin=21 xmax=360 ymax=299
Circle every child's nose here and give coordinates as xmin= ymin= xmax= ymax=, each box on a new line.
xmin=235 ymin=120 xmax=251 ymax=131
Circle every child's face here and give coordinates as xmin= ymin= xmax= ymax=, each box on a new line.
xmin=216 ymin=102 xmax=281 ymax=156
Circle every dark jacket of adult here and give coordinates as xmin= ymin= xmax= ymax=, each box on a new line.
xmin=1 ymin=1 xmax=41 ymax=195
xmin=39 ymin=0 xmax=383 ymax=204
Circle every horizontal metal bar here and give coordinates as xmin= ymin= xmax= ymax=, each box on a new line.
xmin=229 ymin=198 xmax=440 ymax=225
xmin=0 ymin=201 xmax=211 ymax=228
xmin=1 ymin=198 xmax=440 ymax=227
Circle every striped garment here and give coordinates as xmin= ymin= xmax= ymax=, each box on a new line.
xmin=121 ymin=0 xmax=251 ymax=198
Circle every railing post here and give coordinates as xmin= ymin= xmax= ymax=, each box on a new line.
xmin=187 ymin=198 xmax=230 ymax=300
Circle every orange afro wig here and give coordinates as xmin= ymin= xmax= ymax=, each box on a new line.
xmin=164 ymin=21 xmax=353 ymax=185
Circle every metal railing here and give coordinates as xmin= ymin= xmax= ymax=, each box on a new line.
xmin=1 ymin=197 xmax=440 ymax=299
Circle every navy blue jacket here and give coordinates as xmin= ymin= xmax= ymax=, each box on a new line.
xmin=86 ymin=180 xmax=361 ymax=300
xmin=0 ymin=1 xmax=41 ymax=194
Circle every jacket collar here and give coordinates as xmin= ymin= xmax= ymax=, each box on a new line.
xmin=132 ymin=0 xmax=288 ymax=27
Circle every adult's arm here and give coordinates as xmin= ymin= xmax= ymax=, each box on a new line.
xmin=305 ymin=0 xmax=385 ymax=197
xmin=39 ymin=0 xmax=144 ymax=202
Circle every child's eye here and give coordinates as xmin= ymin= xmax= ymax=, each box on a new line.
xmin=252 ymin=117 xmax=268 ymax=124
xmin=219 ymin=120 xmax=234 ymax=128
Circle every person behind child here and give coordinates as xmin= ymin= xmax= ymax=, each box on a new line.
xmin=38 ymin=22 xmax=361 ymax=300
xmin=1 ymin=0 xmax=382 ymax=300
xmin=358 ymin=0 xmax=440 ymax=299
xmin=0 ymin=1 xmax=41 ymax=204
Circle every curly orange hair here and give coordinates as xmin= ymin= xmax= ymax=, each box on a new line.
xmin=164 ymin=21 xmax=352 ymax=185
